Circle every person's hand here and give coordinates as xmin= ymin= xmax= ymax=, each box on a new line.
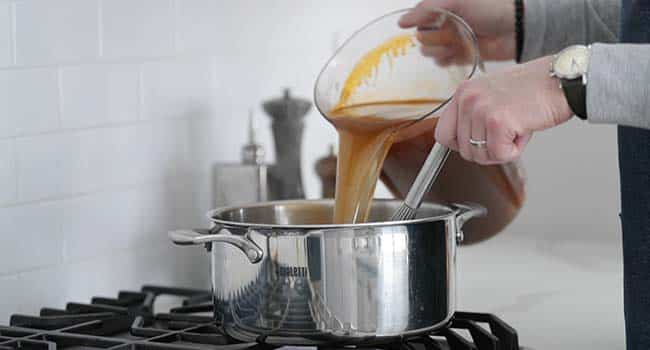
xmin=434 ymin=56 xmax=574 ymax=165
xmin=399 ymin=0 xmax=517 ymax=62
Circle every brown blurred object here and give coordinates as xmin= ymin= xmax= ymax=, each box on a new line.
xmin=381 ymin=119 xmax=526 ymax=245
xmin=315 ymin=145 xmax=337 ymax=198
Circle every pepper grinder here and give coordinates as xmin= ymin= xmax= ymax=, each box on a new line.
xmin=263 ymin=88 xmax=311 ymax=200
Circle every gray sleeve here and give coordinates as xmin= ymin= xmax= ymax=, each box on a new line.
xmin=521 ymin=0 xmax=620 ymax=62
xmin=587 ymin=44 xmax=650 ymax=128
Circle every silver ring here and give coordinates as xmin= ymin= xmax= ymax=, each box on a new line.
xmin=469 ymin=138 xmax=487 ymax=147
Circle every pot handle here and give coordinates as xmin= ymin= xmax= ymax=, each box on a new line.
xmin=169 ymin=228 xmax=264 ymax=264
xmin=451 ymin=202 xmax=487 ymax=243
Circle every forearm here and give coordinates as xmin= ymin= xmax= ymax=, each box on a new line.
xmin=587 ymin=44 xmax=650 ymax=129
xmin=521 ymin=0 xmax=620 ymax=62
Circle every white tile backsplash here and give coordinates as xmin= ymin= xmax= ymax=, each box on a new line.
xmin=175 ymin=0 xmax=220 ymax=52
xmin=60 ymin=64 xmax=139 ymax=129
xmin=0 ymin=275 xmax=21 ymax=321
xmin=62 ymin=189 xmax=140 ymax=261
xmin=62 ymin=242 xmax=209 ymax=305
xmin=141 ymin=58 xmax=215 ymax=120
xmin=0 ymin=271 xmax=66 ymax=323
xmin=0 ymin=140 xmax=16 ymax=205
xmin=137 ymin=176 xmax=201 ymax=240
xmin=14 ymin=0 xmax=99 ymax=65
xmin=0 ymin=2 xmax=12 ymax=67
xmin=132 ymin=184 xmax=176 ymax=246
xmin=0 ymin=68 xmax=59 ymax=137
xmin=0 ymin=243 xmax=206 ymax=322
xmin=0 ymin=202 xmax=63 ymax=275
xmin=147 ymin=118 xmax=191 ymax=178
xmin=79 ymin=125 xmax=152 ymax=190
xmin=15 ymin=133 xmax=84 ymax=201
xmin=101 ymin=0 xmax=174 ymax=58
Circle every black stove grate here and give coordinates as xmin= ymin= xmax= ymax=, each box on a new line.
xmin=0 ymin=286 xmax=519 ymax=350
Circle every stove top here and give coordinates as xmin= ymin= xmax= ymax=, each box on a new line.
xmin=0 ymin=285 xmax=521 ymax=350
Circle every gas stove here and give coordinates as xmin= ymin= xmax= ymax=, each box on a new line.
xmin=0 ymin=285 xmax=522 ymax=350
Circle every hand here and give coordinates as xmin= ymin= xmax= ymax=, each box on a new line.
xmin=399 ymin=0 xmax=517 ymax=62
xmin=434 ymin=56 xmax=574 ymax=165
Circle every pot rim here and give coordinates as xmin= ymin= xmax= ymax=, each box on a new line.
xmin=207 ymin=198 xmax=460 ymax=230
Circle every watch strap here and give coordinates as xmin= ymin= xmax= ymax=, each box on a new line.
xmin=561 ymin=78 xmax=587 ymax=120
xmin=515 ymin=0 xmax=524 ymax=63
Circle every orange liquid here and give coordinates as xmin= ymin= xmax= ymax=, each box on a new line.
xmin=329 ymin=99 xmax=443 ymax=224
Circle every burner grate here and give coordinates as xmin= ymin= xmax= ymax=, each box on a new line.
xmin=0 ymin=286 xmax=519 ymax=350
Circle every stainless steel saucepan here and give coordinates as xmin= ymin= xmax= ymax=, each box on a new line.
xmin=169 ymin=199 xmax=485 ymax=345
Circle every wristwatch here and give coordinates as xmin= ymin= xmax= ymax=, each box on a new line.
xmin=550 ymin=45 xmax=590 ymax=120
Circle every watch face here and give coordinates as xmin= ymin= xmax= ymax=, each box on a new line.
xmin=553 ymin=45 xmax=590 ymax=79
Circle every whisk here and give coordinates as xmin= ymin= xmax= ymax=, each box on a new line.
xmin=390 ymin=143 xmax=450 ymax=221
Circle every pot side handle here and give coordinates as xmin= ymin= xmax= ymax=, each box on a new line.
xmin=451 ymin=202 xmax=487 ymax=244
xmin=169 ymin=228 xmax=264 ymax=264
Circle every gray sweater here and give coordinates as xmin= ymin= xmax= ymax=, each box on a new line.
xmin=522 ymin=0 xmax=650 ymax=129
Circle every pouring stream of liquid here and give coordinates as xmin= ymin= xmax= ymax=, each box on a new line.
xmin=327 ymin=33 xmax=446 ymax=224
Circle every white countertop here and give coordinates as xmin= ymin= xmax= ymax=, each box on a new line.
xmin=457 ymin=232 xmax=625 ymax=349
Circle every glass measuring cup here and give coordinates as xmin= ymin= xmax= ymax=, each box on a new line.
xmin=314 ymin=8 xmax=481 ymax=128
xmin=313 ymin=8 xmax=482 ymax=224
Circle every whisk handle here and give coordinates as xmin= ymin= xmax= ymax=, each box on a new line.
xmin=402 ymin=143 xmax=450 ymax=211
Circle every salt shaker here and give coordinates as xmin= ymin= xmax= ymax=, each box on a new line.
xmin=212 ymin=112 xmax=268 ymax=207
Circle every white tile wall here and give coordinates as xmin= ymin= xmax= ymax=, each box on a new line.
xmin=0 ymin=202 xmax=63 ymax=275
xmin=60 ymin=242 xmax=208 ymax=307
xmin=62 ymin=189 xmax=140 ymax=262
xmin=0 ymin=140 xmax=16 ymax=205
xmin=77 ymin=125 xmax=148 ymax=190
xmin=175 ymin=0 xmax=220 ymax=52
xmin=14 ymin=0 xmax=99 ymax=65
xmin=101 ymin=0 xmax=174 ymax=58
xmin=60 ymin=64 xmax=139 ymax=128
xmin=0 ymin=68 xmax=59 ymax=137
xmin=15 ymin=132 xmax=83 ymax=201
xmin=141 ymin=57 xmax=215 ymax=120
xmin=137 ymin=178 xmax=202 ymax=242
xmin=0 ymin=271 xmax=67 ymax=323
xmin=0 ymin=1 xmax=12 ymax=67
xmin=0 ymin=0 xmax=623 ymax=330
xmin=144 ymin=118 xmax=191 ymax=179
xmin=0 ymin=244 xmax=208 ymax=322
